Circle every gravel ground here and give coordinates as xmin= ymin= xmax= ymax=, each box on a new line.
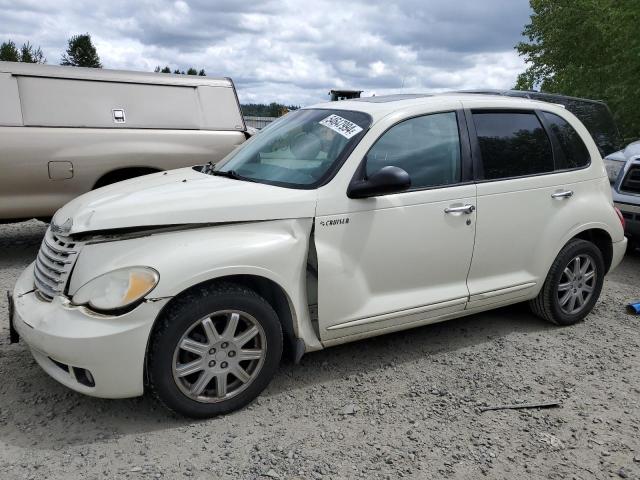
xmin=1 ymin=220 xmax=639 ymax=480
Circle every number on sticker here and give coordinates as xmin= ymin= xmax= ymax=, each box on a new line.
xmin=319 ymin=114 xmax=363 ymax=139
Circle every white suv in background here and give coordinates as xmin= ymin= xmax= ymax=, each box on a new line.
xmin=10 ymin=94 xmax=627 ymax=418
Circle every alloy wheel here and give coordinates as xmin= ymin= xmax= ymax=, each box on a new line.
xmin=557 ymin=254 xmax=597 ymax=315
xmin=172 ymin=310 xmax=267 ymax=403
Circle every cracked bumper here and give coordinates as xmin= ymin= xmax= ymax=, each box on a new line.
xmin=12 ymin=263 xmax=170 ymax=398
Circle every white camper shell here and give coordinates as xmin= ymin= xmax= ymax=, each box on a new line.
xmin=0 ymin=62 xmax=248 ymax=221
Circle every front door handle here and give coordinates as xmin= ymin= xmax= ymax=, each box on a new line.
xmin=445 ymin=204 xmax=476 ymax=215
xmin=551 ymin=190 xmax=574 ymax=199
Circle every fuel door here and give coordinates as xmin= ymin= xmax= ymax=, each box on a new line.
xmin=48 ymin=161 xmax=74 ymax=180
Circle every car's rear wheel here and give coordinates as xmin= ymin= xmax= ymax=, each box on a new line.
xmin=148 ymin=283 xmax=282 ymax=418
xmin=530 ymin=239 xmax=605 ymax=326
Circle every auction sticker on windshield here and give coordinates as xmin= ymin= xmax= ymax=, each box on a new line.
xmin=319 ymin=114 xmax=363 ymax=139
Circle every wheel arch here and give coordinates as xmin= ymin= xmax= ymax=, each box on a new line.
xmin=535 ymin=225 xmax=615 ymax=300
xmin=93 ymin=166 xmax=162 ymax=190
xmin=570 ymin=227 xmax=613 ymax=273
xmin=144 ymin=274 xmax=300 ymax=386
xmin=530 ymin=228 xmax=611 ymax=325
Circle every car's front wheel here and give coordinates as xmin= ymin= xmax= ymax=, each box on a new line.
xmin=530 ymin=239 xmax=605 ymax=326
xmin=148 ymin=283 xmax=283 ymax=418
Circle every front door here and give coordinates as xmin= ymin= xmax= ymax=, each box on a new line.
xmin=314 ymin=110 xmax=477 ymax=341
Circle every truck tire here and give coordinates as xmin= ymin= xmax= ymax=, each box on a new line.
xmin=529 ymin=239 xmax=605 ymax=326
xmin=148 ymin=282 xmax=283 ymax=418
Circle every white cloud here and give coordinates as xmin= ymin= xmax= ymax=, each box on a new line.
xmin=0 ymin=0 xmax=531 ymax=105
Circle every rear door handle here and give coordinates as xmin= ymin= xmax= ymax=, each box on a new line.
xmin=445 ymin=204 xmax=476 ymax=214
xmin=551 ymin=190 xmax=574 ymax=199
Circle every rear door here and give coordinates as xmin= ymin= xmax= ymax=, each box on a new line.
xmin=463 ymin=107 xmax=592 ymax=309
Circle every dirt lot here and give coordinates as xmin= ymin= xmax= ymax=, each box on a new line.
xmin=1 ymin=220 xmax=639 ymax=480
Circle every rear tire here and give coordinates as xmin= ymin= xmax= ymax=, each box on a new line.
xmin=529 ymin=239 xmax=605 ymax=326
xmin=148 ymin=282 xmax=282 ymax=418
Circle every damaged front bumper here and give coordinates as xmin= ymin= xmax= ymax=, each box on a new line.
xmin=11 ymin=263 xmax=170 ymax=398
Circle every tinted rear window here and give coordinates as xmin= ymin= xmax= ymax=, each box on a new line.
xmin=512 ymin=92 xmax=622 ymax=156
xmin=473 ymin=112 xmax=553 ymax=180
xmin=555 ymin=99 xmax=620 ymax=156
xmin=541 ymin=112 xmax=590 ymax=169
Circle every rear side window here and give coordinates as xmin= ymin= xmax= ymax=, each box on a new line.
xmin=473 ymin=112 xmax=553 ymax=180
xmin=366 ymin=112 xmax=461 ymax=189
xmin=567 ymin=100 xmax=621 ymax=156
xmin=541 ymin=112 xmax=590 ymax=169
xmin=524 ymin=93 xmax=622 ymax=156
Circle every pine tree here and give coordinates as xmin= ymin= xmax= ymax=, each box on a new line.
xmin=0 ymin=40 xmax=20 ymax=62
xmin=20 ymin=42 xmax=46 ymax=63
xmin=154 ymin=66 xmax=204 ymax=75
xmin=60 ymin=34 xmax=102 ymax=68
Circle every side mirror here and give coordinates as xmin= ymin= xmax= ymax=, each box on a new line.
xmin=347 ymin=166 xmax=411 ymax=199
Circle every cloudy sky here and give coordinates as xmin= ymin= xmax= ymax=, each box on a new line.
xmin=0 ymin=0 xmax=532 ymax=106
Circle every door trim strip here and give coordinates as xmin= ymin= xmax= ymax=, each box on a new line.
xmin=326 ymin=297 xmax=468 ymax=331
xmin=469 ymin=282 xmax=537 ymax=302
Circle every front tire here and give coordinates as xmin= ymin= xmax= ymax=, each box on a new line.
xmin=148 ymin=283 xmax=283 ymax=418
xmin=530 ymin=239 xmax=605 ymax=326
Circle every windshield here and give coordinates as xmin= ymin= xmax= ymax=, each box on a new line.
xmin=213 ymin=109 xmax=372 ymax=188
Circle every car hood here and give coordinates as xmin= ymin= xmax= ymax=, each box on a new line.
xmin=52 ymin=167 xmax=318 ymax=235
xmin=608 ymin=140 xmax=640 ymax=162
xmin=623 ymin=140 xmax=640 ymax=158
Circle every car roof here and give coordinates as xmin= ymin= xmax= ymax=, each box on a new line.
xmin=306 ymin=93 xmax=560 ymax=122
xmin=457 ymin=89 xmax=609 ymax=106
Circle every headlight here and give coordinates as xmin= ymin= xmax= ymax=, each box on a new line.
xmin=72 ymin=267 xmax=159 ymax=311
xmin=604 ymin=158 xmax=625 ymax=183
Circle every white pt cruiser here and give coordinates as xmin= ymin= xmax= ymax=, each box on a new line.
xmin=10 ymin=94 xmax=627 ymax=418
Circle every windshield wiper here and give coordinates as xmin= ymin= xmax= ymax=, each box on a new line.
xmin=208 ymin=167 xmax=256 ymax=183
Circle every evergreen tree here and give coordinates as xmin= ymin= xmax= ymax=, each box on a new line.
xmin=154 ymin=66 xmax=205 ymax=76
xmin=20 ymin=42 xmax=46 ymax=63
xmin=0 ymin=40 xmax=45 ymax=63
xmin=241 ymin=103 xmax=300 ymax=117
xmin=60 ymin=34 xmax=102 ymax=68
xmin=0 ymin=40 xmax=20 ymax=62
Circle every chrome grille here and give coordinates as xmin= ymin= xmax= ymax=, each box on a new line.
xmin=33 ymin=228 xmax=81 ymax=301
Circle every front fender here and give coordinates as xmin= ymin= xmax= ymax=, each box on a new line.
xmin=69 ymin=219 xmax=319 ymax=348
